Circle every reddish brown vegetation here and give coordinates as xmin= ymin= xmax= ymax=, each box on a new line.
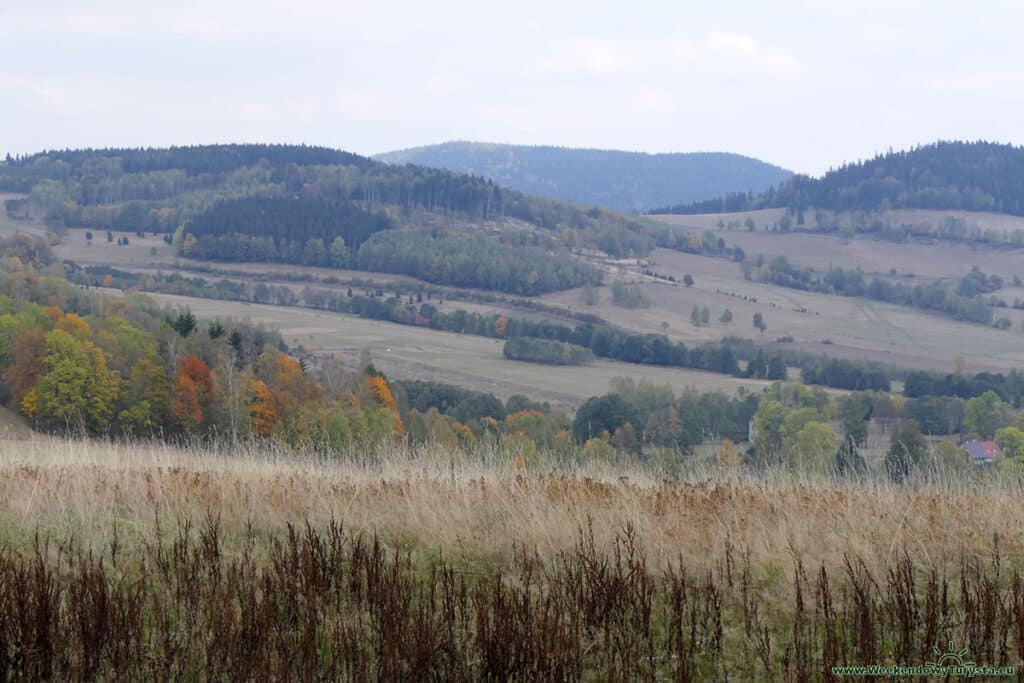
xmin=0 ymin=520 xmax=1022 ymax=680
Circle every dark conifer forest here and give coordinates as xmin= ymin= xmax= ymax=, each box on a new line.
xmin=657 ymin=141 xmax=1024 ymax=216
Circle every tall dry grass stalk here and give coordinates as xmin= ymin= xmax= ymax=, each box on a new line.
xmin=0 ymin=436 xmax=1021 ymax=575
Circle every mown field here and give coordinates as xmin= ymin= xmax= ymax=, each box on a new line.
xmin=108 ymin=290 xmax=773 ymax=410
xmin=1 ymin=437 xmax=1023 ymax=679
xmin=545 ymin=247 xmax=1024 ymax=375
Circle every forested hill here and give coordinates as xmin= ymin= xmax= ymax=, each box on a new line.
xmin=375 ymin=142 xmax=792 ymax=212
xmin=657 ymin=141 xmax=1024 ymax=216
xmin=1 ymin=143 xmax=653 ymax=242
xmin=1 ymin=143 xmax=663 ymax=294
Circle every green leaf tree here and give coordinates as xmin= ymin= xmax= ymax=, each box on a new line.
xmin=885 ymin=420 xmax=928 ymax=482
xmin=786 ymin=421 xmax=836 ymax=474
xmin=995 ymin=426 xmax=1024 ymax=460
xmin=31 ymin=329 xmax=121 ymax=433
xmin=964 ymin=390 xmax=1012 ymax=439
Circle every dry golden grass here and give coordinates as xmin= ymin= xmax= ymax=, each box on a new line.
xmin=5 ymin=437 xmax=1024 ymax=679
xmin=1 ymin=436 xmax=1019 ymax=578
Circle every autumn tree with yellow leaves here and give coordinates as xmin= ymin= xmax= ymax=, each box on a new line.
xmin=368 ymin=374 xmax=405 ymax=438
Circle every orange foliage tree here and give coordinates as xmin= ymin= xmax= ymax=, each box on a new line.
xmin=249 ymin=354 xmax=322 ymax=441
xmin=368 ymin=375 xmax=404 ymax=437
xmin=173 ymin=355 xmax=214 ymax=429
xmin=2 ymin=329 xmax=47 ymax=407
xmin=55 ymin=313 xmax=93 ymax=340
xmin=270 ymin=353 xmax=321 ymax=405
xmin=249 ymin=379 xmax=278 ymax=437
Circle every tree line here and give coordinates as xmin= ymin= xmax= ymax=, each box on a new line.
xmin=754 ymin=256 xmax=999 ymax=325
xmin=503 ymin=337 xmax=595 ymax=366
xmin=904 ymin=368 xmax=1024 ymax=405
xmin=571 ymin=378 xmax=760 ymax=455
xmin=1 ymin=144 xmax=372 ymax=189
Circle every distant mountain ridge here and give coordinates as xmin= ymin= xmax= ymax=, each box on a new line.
xmin=375 ymin=141 xmax=792 ymax=212
xmin=656 ymin=140 xmax=1024 ymax=216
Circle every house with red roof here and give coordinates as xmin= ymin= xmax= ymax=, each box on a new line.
xmin=963 ymin=440 xmax=1002 ymax=465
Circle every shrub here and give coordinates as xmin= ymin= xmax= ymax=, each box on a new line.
xmin=503 ymin=337 xmax=595 ymax=366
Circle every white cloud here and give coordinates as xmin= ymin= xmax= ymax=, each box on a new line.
xmin=574 ymin=38 xmax=631 ymax=75
xmin=758 ymin=51 xmax=803 ymax=78
xmin=667 ymin=40 xmax=700 ymax=63
xmin=0 ymin=4 xmax=407 ymax=42
xmin=631 ymin=87 xmax=676 ymax=114
xmin=930 ymin=71 xmax=1024 ymax=92
xmin=335 ymin=88 xmax=407 ymax=121
xmin=705 ymin=31 xmax=803 ymax=77
xmin=534 ymin=38 xmax=636 ymax=76
xmin=0 ymin=8 xmax=141 ymax=37
xmin=170 ymin=14 xmax=249 ymax=39
xmin=0 ymin=74 xmax=66 ymax=109
xmin=238 ymin=100 xmax=279 ymax=122
xmin=707 ymin=31 xmax=758 ymax=55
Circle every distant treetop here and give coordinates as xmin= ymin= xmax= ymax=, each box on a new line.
xmin=5 ymin=143 xmax=374 ymax=176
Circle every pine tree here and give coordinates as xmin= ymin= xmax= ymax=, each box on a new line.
xmin=835 ymin=434 xmax=866 ymax=477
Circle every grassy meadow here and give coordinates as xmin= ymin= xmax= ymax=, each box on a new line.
xmin=2 ymin=436 xmax=1024 ymax=679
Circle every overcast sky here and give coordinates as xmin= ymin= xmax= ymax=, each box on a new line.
xmin=1 ymin=0 xmax=1022 ymax=175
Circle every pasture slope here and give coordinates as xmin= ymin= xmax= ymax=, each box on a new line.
xmin=545 ymin=247 xmax=1024 ymax=375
